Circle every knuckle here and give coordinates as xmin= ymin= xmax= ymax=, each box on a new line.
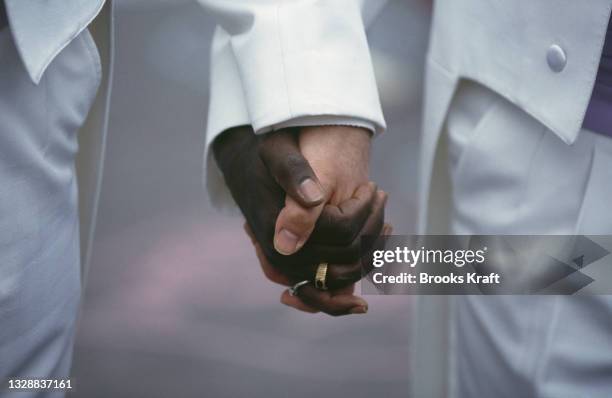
xmin=284 ymin=153 xmax=309 ymax=174
xmin=285 ymin=213 xmax=316 ymax=234
xmin=317 ymin=211 xmax=358 ymax=244
xmin=335 ymin=216 xmax=359 ymax=243
xmin=275 ymin=153 xmax=310 ymax=186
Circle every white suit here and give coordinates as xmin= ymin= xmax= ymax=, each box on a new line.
xmin=0 ymin=1 xmax=110 ymax=396
xmin=203 ymin=1 xmax=612 ymax=397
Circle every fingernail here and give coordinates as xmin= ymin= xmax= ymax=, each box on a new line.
xmin=299 ymin=178 xmax=324 ymax=203
xmin=350 ymin=305 xmax=368 ymax=314
xmin=275 ymin=228 xmax=300 ymax=255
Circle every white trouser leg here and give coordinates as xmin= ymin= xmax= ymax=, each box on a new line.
xmin=445 ymin=80 xmax=612 ymax=397
xmin=0 ymin=26 xmax=100 ymax=398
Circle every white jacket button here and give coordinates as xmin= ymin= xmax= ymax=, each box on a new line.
xmin=547 ymin=44 xmax=567 ymax=72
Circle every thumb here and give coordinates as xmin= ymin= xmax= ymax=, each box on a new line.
xmin=274 ymin=195 xmax=325 ymax=255
xmin=258 ymin=129 xmax=326 ymax=207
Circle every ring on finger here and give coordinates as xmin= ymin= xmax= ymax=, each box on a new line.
xmin=289 ymin=280 xmax=310 ymax=296
xmin=314 ymin=262 xmax=329 ymax=290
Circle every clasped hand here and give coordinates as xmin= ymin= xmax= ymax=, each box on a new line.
xmin=213 ymin=125 xmax=390 ymax=316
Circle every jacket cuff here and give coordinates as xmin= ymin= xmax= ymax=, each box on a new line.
xmin=259 ymin=115 xmax=376 ymax=135
xmin=231 ymin=1 xmax=386 ymax=135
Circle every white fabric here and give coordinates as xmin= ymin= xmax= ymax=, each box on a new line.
xmin=418 ymin=0 xmax=612 ymax=234
xmin=442 ymin=80 xmax=612 ymax=398
xmin=0 ymin=25 xmax=101 ymax=397
xmin=413 ymin=4 xmax=612 ymax=395
xmin=259 ymin=116 xmax=375 ymax=135
xmin=428 ymin=0 xmax=611 ymax=146
xmin=4 ymin=0 xmax=106 ymax=85
xmin=200 ymin=0 xmax=386 ymax=136
xmin=201 ymin=0 xmax=387 ymax=209
xmin=3 ymin=0 xmax=114 ymax=280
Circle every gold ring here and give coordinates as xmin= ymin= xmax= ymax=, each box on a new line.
xmin=315 ymin=262 xmax=329 ymax=290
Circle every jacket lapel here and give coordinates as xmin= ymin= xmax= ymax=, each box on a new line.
xmin=5 ymin=0 xmax=106 ymax=84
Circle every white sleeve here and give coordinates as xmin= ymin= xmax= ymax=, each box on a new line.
xmin=201 ymin=0 xmax=388 ymax=209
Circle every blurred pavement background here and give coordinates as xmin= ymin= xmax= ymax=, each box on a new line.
xmin=69 ymin=1 xmax=431 ymax=397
